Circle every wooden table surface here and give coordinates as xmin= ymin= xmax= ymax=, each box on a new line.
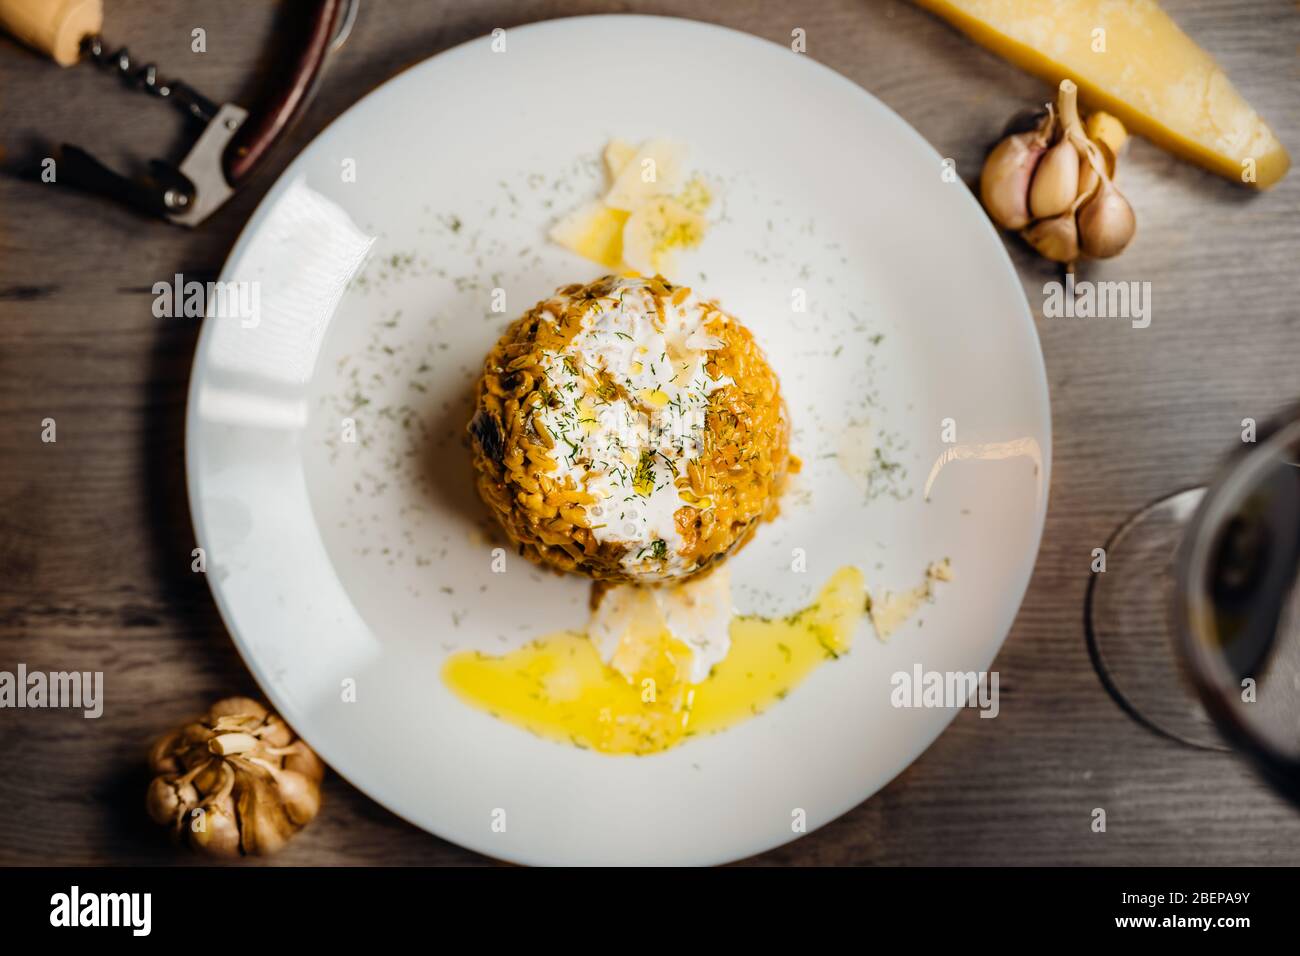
xmin=2 ymin=0 xmax=1298 ymax=866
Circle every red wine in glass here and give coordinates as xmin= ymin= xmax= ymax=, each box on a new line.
xmin=1087 ymin=403 xmax=1300 ymax=802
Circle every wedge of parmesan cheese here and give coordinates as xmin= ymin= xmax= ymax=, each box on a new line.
xmin=913 ymin=0 xmax=1290 ymax=188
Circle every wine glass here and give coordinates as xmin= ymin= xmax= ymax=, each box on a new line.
xmin=1086 ymin=402 xmax=1300 ymax=800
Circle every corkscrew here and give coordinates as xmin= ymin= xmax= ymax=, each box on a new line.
xmin=80 ymin=33 xmax=220 ymax=124
xmin=0 ymin=0 xmax=359 ymax=226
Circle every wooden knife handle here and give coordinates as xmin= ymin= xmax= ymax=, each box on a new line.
xmin=223 ymin=0 xmax=345 ymax=186
xmin=0 ymin=0 xmax=102 ymax=66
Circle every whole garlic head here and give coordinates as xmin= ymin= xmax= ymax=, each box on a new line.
xmin=146 ymin=697 xmax=325 ymax=857
xmin=980 ymin=79 xmax=1135 ymax=264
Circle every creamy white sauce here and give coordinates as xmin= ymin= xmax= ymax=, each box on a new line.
xmin=588 ymin=566 xmax=734 ymax=684
xmin=536 ymin=277 xmax=731 ymax=579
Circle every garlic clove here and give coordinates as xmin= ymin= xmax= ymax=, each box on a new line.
xmin=980 ymin=132 xmax=1047 ymax=230
xmin=275 ymin=768 xmax=323 ymax=824
xmin=192 ymin=792 xmax=241 ymax=857
xmin=146 ymin=776 xmax=193 ymax=826
xmin=1029 ymin=137 xmax=1080 ymax=220
xmin=1078 ymin=180 xmax=1137 ymax=258
xmin=236 ymin=766 xmax=295 ymax=856
xmin=1022 ymin=213 xmax=1080 ymax=263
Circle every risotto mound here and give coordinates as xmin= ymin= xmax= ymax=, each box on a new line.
xmin=468 ymin=274 xmax=793 ymax=582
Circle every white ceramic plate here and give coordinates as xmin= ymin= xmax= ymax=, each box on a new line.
xmin=187 ymin=14 xmax=1049 ymax=865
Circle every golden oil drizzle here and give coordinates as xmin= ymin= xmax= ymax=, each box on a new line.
xmin=443 ymin=566 xmax=865 ymax=755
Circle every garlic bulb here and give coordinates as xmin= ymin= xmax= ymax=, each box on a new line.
xmin=146 ymin=697 xmax=325 ymax=858
xmin=979 ymin=79 xmax=1136 ymax=264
